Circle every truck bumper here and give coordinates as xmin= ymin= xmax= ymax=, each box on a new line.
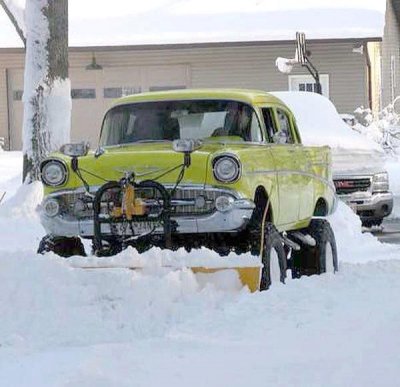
xmin=40 ymin=198 xmax=256 ymax=238
xmin=339 ymin=192 xmax=393 ymax=221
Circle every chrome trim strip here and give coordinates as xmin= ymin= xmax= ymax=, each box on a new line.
xmin=309 ymin=162 xmax=330 ymax=167
xmin=40 ymin=198 xmax=256 ymax=236
xmin=248 ymin=169 xmax=336 ymax=193
xmin=46 ymin=184 xmax=243 ymax=199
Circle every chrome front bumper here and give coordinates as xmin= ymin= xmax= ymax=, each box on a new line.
xmin=40 ymin=198 xmax=256 ymax=238
xmin=339 ymin=191 xmax=393 ymax=220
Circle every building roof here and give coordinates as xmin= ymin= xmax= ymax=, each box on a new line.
xmin=0 ymin=0 xmax=386 ymax=48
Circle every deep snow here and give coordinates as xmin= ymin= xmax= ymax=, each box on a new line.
xmin=0 ymin=151 xmax=399 ymax=386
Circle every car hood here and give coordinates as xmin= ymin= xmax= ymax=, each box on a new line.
xmin=48 ymin=141 xmax=244 ymax=192
xmin=332 ymin=148 xmax=387 ymax=176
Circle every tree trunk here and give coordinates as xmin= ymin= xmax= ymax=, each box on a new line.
xmin=43 ymin=0 xmax=68 ymax=83
xmin=22 ymin=0 xmax=70 ymax=183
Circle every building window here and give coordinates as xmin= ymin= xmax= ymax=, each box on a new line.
xmin=149 ymin=85 xmax=186 ymax=92
xmin=103 ymin=87 xmax=141 ymax=99
xmin=288 ymin=74 xmax=330 ymax=98
xmin=13 ymin=90 xmax=23 ymax=101
xmin=71 ymin=88 xmax=96 ymax=99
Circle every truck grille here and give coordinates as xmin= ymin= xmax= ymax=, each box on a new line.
xmin=333 ymin=178 xmax=371 ymax=195
xmin=55 ymin=186 xmax=236 ymax=220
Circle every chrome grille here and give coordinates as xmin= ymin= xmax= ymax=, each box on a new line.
xmin=55 ymin=186 xmax=236 ymax=220
xmin=333 ymin=178 xmax=371 ymax=195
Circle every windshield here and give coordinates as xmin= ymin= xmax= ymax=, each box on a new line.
xmin=99 ymin=99 xmax=262 ymax=146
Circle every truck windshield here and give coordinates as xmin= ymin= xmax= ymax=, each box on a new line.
xmin=99 ymin=99 xmax=261 ymax=146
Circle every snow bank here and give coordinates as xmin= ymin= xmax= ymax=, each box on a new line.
xmin=329 ymin=201 xmax=399 ymax=263
xmin=0 ymin=180 xmax=45 ymax=252
xmin=0 ymin=151 xmax=22 ymax=202
xmin=1 ymin=151 xmax=400 ymax=386
xmin=0 ymin=250 xmax=240 ymax=349
xmin=70 ymin=246 xmax=261 ymax=270
xmin=385 ymin=160 xmax=400 ymax=219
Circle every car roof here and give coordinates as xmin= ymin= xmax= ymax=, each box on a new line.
xmin=113 ymin=88 xmax=283 ymax=107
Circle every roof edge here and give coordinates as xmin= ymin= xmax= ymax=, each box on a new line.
xmin=0 ymin=36 xmax=382 ymax=54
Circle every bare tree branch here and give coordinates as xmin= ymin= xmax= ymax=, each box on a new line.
xmin=0 ymin=0 xmax=26 ymax=46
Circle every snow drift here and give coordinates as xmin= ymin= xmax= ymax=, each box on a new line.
xmin=1 ymin=148 xmax=400 ymax=386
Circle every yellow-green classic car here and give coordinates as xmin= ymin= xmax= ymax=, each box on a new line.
xmin=38 ymin=89 xmax=338 ymax=290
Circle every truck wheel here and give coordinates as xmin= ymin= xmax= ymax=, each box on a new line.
xmin=259 ymin=223 xmax=287 ymax=291
xmin=291 ymin=219 xmax=338 ymax=278
xmin=38 ymin=234 xmax=86 ymax=258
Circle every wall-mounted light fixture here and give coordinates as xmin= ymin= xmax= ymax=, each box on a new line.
xmin=352 ymin=45 xmax=364 ymax=55
xmin=85 ymin=53 xmax=103 ymax=70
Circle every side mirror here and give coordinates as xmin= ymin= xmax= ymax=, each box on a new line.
xmin=172 ymin=139 xmax=202 ymax=167
xmin=60 ymin=142 xmax=90 ymax=157
xmin=94 ymin=146 xmax=105 ymax=158
xmin=272 ymin=131 xmax=288 ymax=144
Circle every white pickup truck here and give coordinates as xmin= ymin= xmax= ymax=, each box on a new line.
xmin=272 ymin=91 xmax=393 ymax=227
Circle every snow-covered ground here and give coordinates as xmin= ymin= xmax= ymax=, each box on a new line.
xmin=0 ymin=151 xmax=400 ymax=386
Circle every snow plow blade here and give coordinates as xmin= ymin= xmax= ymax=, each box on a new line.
xmin=68 ymin=258 xmax=261 ymax=292
xmin=190 ymin=267 xmax=261 ymax=292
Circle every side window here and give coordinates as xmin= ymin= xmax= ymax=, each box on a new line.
xmin=262 ymin=108 xmax=277 ymax=142
xmin=276 ymin=109 xmax=294 ymax=144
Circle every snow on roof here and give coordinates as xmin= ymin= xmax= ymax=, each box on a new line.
xmin=0 ymin=0 xmax=386 ymax=48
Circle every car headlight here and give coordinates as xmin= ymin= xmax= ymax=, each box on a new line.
xmin=215 ymin=195 xmax=234 ymax=212
xmin=372 ymin=172 xmax=389 ymax=193
xmin=40 ymin=159 xmax=68 ymax=187
xmin=213 ymin=155 xmax=241 ymax=183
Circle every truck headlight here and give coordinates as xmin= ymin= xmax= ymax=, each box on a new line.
xmin=41 ymin=159 xmax=68 ymax=187
xmin=43 ymin=198 xmax=60 ymax=217
xmin=213 ymin=155 xmax=241 ymax=183
xmin=372 ymin=172 xmax=389 ymax=193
